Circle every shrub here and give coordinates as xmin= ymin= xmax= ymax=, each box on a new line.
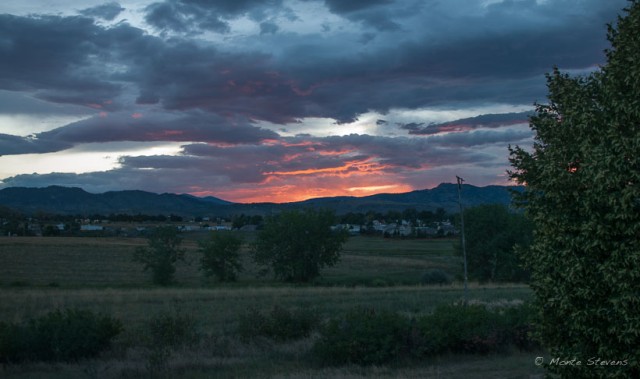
xmin=146 ymin=312 xmax=199 ymax=349
xmin=500 ymin=302 xmax=540 ymax=351
xmin=199 ymin=232 xmax=243 ymax=282
xmin=252 ymin=209 xmax=348 ymax=282
xmin=421 ymin=269 xmax=452 ymax=286
xmin=237 ymin=306 xmax=319 ymax=342
xmin=133 ymin=226 xmax=186 ymax=286
xmin=416 ymin=303 xmax=539 ymax=355
xmin=313 ymin=307 xmax=411 ymax=365
xmin=417 ymin=304 xmax=507 ymax=354
xmin=0 ymin=309 xmax=123 ymax=363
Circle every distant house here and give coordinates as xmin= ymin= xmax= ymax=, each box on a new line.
xmin=372 ymin=220 xmax=387 ymax=232
xmin=80 ymin=225 xmax=103 ymax=231
xmin=383 ymin=223 xmax=413 ymax=237
xmin=437 ymin=222 xmax=457 ymax=236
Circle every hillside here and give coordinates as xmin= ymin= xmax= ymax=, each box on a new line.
xmin=0 ymin=183 xmax=523 ymax=217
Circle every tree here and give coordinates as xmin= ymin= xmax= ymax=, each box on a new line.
xmin=199 ymin=232 xmax=243 ymax=282
xmin=133 ymin=226 xmax=186 ymax=286
xmin=509 ymin=2 xmax=640 ymax=377
xmin=252 ymin=209 xmax=348 ymax=282
xmin=455 ymin=204 xmax=532 ymax=283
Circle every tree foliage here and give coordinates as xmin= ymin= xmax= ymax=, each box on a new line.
xmin=199 ymin=231 xmax=243 ymax=282
xmin=456 ymin=204 xmax=532 ymax=283
xmin=133 ymin=226 xmax=186 ymax=286
xmin=252 ymin=209 xmax=348 ymax=282
xmin=509 ymin=2 xmax=640 ymax=377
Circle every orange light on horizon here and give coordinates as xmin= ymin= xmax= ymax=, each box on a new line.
xmin=192 ymin=178 xmax=416 ymax=204
xmin=347 ymin=184 xmax=411 ymax=193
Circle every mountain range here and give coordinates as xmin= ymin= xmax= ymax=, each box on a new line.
xmin=0 ymin=183 xmax=522 ymax=217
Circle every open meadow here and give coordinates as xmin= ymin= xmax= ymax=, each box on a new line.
xmin=0 ymin=235 xmax=544 ymax=378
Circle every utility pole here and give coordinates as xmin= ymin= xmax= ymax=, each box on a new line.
xmin=456 ymin=176 xmax=469 ymax=305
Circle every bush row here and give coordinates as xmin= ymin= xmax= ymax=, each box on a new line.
xmin=0 ymin=309 xmax=122 ymax=363
xmin=314 ymin=303 xmax=538 ymax=365
xmin=0 ymin=304 xmax=536 ymax=366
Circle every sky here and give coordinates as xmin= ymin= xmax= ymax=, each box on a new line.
xmin=0 ymin=0 xmax=627 ymax=203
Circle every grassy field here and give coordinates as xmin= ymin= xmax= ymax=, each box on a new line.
xmin=0 ymin=234 xmax=544 ymax=378
xmin=0 ymin=236 xmax=459 ymax=288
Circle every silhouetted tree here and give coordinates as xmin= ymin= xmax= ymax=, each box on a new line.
xmin=509 ymin=2 xmax=640 ymax=376
xmin=133 ymin=226 xmax=186 ymax=285
xmin=253 ymin=209 xmax=348 ymax=282
xmin=199 ymin=232 xmax=243 ymax=282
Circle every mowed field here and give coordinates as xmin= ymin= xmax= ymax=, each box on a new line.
xmin=0 ymin=235 xmax=543 ymax=378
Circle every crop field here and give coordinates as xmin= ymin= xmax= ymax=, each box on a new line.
xmin=0 ymin=235 xmax=544 ymax=378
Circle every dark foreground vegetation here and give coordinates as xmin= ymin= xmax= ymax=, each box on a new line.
xmin=0 ymin=233 xmax=543 ymax=378
xmin=509 ymin=1 xmax=640 ymax=377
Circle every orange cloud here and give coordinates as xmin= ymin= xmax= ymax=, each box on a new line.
xmin=264 ymin=158 xmax=390 ymax=178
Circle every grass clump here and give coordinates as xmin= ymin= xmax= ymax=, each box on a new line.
xmin=0 ymin=308 xmax=122 ymax=363
xmin=421 ymin=269 xmax=452 ymax=286
xmin=237 ymin=305 xmax=320 ymax=342
xmin=146 ymin=311 xmax=200 ymax=349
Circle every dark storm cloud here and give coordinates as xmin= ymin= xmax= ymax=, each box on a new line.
xmin=0 ymin=14 xmax=122 ymax=106
xmin=0 ymin=90 xmax=90 ymax=116
xmin=79 ymin=2 xmax=125 ymax=21
xmin=323 ymin=0 xmax=394 ymax=14
xmin=1 ymin=1 xmax=626 ymax=127
xmin=403 ymin=112 xmax=533 ymax=135
xmin=1 ymin=0 xmax=632 ymax=201
xmin=320 ymin=134 xmax=495 ymax=169
xmin=0 ymin=133 xmax=72 ymax=155
xmin=260 ymin=21 xmax=279 ymax=35
xmin=426 ymin=127 xmax=534 ymax=147
xmin=36 ymin=111 xmax=279 ymax=146
xmin=144 ymin=0 xmax=284 ymax=34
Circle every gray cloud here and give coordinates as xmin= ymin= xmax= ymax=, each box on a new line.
xmin=0 ymin=14 xmax=123 ymax=106
xmin=0 ymin=1 xmax=625 ymax=125
xmin=425 ymin=127 xmax=534 ymax=147
xmin=36 ymin=111 xmax=279 ymax=145
xmin=323 ymin=0 xmax=394 ymax=14
xmin=0 ymin=0 xmax=631 ymax=198
xmin=0 ymin=133 xmax=72 ymax=155
xmin=260 ymin=21 xmax=279 ymax=35
xmin=402 ymin=111 xmax=533 ymax=135
xmin=144 ymin=0 xmax=285 ymax=34
xmin=79 ymin=2 xmax=125 ymax=21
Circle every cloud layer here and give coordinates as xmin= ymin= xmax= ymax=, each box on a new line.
xmin=0 ymin=0 xmax=627 ymax=201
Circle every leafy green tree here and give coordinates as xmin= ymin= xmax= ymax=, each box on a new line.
xmin=509 ymin=2 xmax=640 ymax=377
xmin=199 ymin=232 xmax=243 ymax=282
xmin=252 ymin=209 xmax=348 ymax=282
xmin=456 ymin=204 xmax=532 ymax=283
xmin=133 ymin=226 xmax=186 ymax=286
